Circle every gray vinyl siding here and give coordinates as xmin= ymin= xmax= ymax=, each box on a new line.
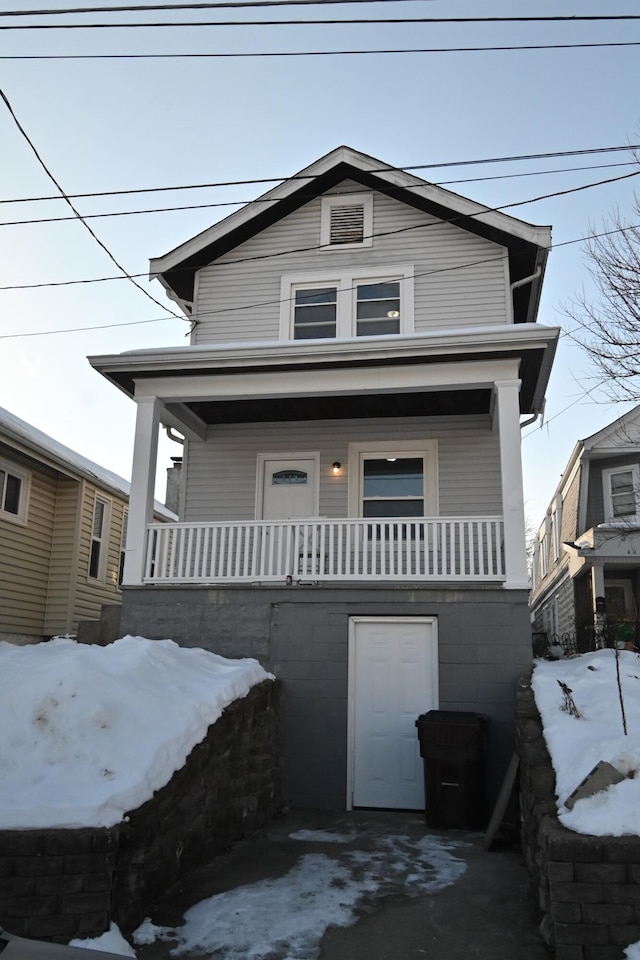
xmin=182 ymin=415 xmax=501 ymax=522
xmin=0 ymin=453 xmax=56 ymax=637
xmin=193 ymin=184 xmax=509 ymax=344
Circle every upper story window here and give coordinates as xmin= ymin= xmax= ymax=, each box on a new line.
xmin=320 ymin=193 xmax=373 ymax=249
xmin=0 ymin=458 xmax=29 ymax=525
xmin=281 ymin=266 xmax=413 ymax=341
xmin=89 ymin=494 xmax=111 ymax=581
xmin=602 ymin=464 xmax=640 ymax=523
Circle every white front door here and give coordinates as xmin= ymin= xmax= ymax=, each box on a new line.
xmin=349 ymin=616 xmax=438 ymax=810
xmin=259 ymin=455 xmax=319 ymax=520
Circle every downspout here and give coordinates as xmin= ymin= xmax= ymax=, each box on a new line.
xmin=511 ymin=265 xmax=544 ymax=428
xmin=520 ymin=398 xmax=546 ymax=430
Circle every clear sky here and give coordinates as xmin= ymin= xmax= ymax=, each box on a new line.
xmin=1 ymin=0 xmax=639 ymax=526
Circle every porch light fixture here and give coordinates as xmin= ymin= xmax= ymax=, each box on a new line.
xmin=332 ymin=462 xmax=341 ymax=475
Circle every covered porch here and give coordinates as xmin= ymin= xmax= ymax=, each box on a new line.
xmin=89 ymin=327 xmax=558 ymax=591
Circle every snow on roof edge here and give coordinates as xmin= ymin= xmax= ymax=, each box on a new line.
xmin=0 ymin=406 xmax=176 ymax=521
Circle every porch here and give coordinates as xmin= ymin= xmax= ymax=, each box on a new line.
xmin=143 ymin=516 xmax=505 ymax=584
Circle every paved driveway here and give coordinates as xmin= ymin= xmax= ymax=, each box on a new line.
xmin=133 ymin=811 xmax=548 ymax=960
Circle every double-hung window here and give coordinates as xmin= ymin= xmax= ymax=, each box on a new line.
xmin=348 ymin=440 xmax=438 ymax=519
xmin=602 ymin=465 xmax=640 ymax=523
xmin=89 ymin=495 xmax=110 ymax=581
xmin=0 ymin=459 xmax=29 ymax=524
xmin=281 ymin=266 xmax=413 ymax=341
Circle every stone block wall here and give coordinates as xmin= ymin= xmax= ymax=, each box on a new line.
xmin=516 ymin=675 xmax=640 ymax=960
xmin=0 ymin=680 xmax=282 ymax=943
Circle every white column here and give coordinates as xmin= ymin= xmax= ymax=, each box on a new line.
xmin=494 ymin=379 xmax=529 ymax=589
xmin=123 ymin=396 xmax=161 ymax=586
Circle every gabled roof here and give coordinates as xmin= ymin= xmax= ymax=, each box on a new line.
xmin=0 ymin=407 xmax=175 ymax=519
xmin=149 ymin=145 xmax=551 ymax=323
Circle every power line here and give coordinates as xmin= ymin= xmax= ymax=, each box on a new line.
xmin=1 ymin=0 xmax=435 ymax=15
xmin=6 ymin=14 xmax=640 ymax=29
xmin=0 ymin=86 xmax=181 ymax=320
xmin=2 ymin=161 xmax=636 ymax=228
xmin=5 ymin=41 xmax=640 ymax=59
xmin=4 ymin=144 xmax=639 ymax=205
xmin=3 ymin=175 xmax=640 ymax=292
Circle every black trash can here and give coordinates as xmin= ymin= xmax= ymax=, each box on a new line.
xmin=415 ymin=710 xmax=489 ymax=829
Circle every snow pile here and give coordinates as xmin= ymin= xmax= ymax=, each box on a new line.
xmin=0 ymin=635 xmax=272 ymax=829
xmin=532 ymin=649 xmax=640 ymax=836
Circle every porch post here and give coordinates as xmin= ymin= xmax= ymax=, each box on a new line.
xmin=494 ymin=379 xmax=529 ymax=590
xmin=590 ymin=564 xmax=606 ymax=645
xmin=123 ymin=395 xmax=161 ymax=586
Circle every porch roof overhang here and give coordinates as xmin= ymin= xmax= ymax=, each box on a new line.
xmin=149 ymin=146 xmax=551 ymax=325
xmin=89 ymin=323 xmax=559 ymax=429
xmin=563 ymin=525 xmax=640 ymax=578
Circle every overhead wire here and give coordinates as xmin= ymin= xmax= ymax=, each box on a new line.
xmin=4 ymin=41 xmax=640 ymax=58
xmin=5 ymin=143 xmax=639 ymax=206
xmin=1 ymin=161 xmax=637 ymax=228
xmin=1 ymin=0 xmax=442 ymax=15
xmin=6 ymin=14 xmax=640 ymax=29
xmin=2 ymin=168 xmax=640 ymax=291
xmin=0 ymin=86 xmax=181 ymax=320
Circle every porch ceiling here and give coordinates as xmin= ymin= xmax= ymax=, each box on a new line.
xmin=184 ymin=387 xmax=492 ymax=425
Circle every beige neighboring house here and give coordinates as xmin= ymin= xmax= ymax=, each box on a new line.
xmin=0 ymin=406 xmax=175 ymax=644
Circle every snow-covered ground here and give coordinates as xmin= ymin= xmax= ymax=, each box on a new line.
xmin=0 ymin=635 xmax=272 ymax=829
xmin=532 ymin=649 xmax=640 ymax=960
xmin=532 ymin=649 xmax=640 ymax=837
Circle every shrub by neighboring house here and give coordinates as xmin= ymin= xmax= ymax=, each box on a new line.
xmin=530 ymin=405 xmax=640 ymax=655
xmin=89 ymin=145 xmax=559 ymax=812
xmin=0 ymin=406 xmax=175 ymax=644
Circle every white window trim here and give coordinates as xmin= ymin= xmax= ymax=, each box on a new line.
xmin=320 ymin=193 xmax=373 ymax=249
xmin=347 ymin=439 xmax=438 ymax=518
xmin=602 ymin=464 xmax=640 ymax=523
xmin=0 ymin=457 xmax=30 ymax=526
xmin=89 ymin=494 xmax=111 ymax=582
xmin=279 ymin=265 xmax=414 ymax=341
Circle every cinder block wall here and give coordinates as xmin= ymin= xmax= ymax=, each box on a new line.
xmin=121 ymin=582 xmax=532 ymax=812
xmin=0 ymin=680 xmax=282 ymax=943
xmin=517 ymin=676 xmax=640 ymax=960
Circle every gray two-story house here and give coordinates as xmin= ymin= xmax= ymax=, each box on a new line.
xmin=90 ymin=146 xmax=559 ymax=813
xmin=531 ymin=406 xmax=640 ymax=654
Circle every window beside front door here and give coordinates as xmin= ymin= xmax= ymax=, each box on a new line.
xmin=348 ymin=440 xmax=438 ymax=518
xmin=362 ymin=457 xmax=424 ymax=517
xmin=602 ymin=465 xmax=640 ymax=523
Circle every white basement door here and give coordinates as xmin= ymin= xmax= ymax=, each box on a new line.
xmin=349 ymin=616 xmax=438 ymax=809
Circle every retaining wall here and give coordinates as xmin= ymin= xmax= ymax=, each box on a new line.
xmin=516 ymin=675 xmax=640 ymax=960
xmin=0 ymin=679 xmax=282 ymax=942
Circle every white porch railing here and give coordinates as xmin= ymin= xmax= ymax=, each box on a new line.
xmin=143 ymin=517 xmax=504 ymax=583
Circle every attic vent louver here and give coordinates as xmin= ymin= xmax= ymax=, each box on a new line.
xmin=330 ymin=204 xmax=365 ymax=244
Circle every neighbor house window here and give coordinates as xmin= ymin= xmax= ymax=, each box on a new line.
xmin=320 ymin=193 xmax=373 ymax=249
xmin=281 ymin=266 xmax=413 ymax=341
xmin=118 ymin=508 xmax=128 ymax=586
xmin=0 ymin=459 xmax=29 ymax=524
xmin=602 ymin=465 xmax=640 ymax=522
xmin=89 ymin=495 xmax=110 ymax=580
